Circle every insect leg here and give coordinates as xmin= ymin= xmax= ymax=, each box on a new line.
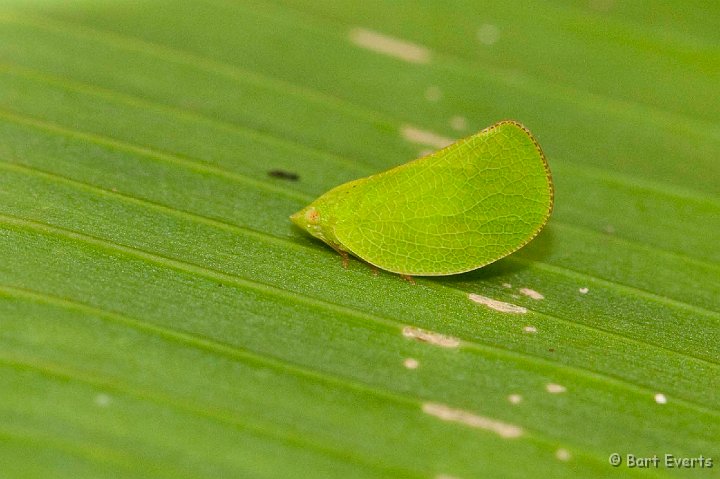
xmin=327 ymin=242 xmax=350 ymax=269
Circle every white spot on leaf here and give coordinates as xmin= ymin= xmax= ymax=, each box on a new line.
xmin=507 ymin=394 xmax=523 ymax=405
xmin=402 ymin=326 xmax=460 ymax=348
xmin=94 ymin=393 xmax=111 ymax=407
xmin=468 ymin=293 xmax=528 ymax=314
xmin=523 ymin=325 xmax=537 ymax=333
xmin=403 ymin=358 xmax=419 ymax=369
xmin=654 ymin=393 xmax=667 ymax=404
xmin=477 ymin=24 xmax=500 ymax=45
xmin=519 ymin=288 xmax=544 ymax=300
xmin=579 ymin=287 xmax=589 ymax=294
xmin=502 ymin=283 xmax=512 ymax=288
xmin=556 ymin=448 xmax=572 ymax=461
xmin=349 ymin=28 xmax=431 ymax=64
xmin=422 ymin=402 xmax=524 ymax=438
xmin=401 ymin=125 xmax=455 ymax=149
xmin=546 ymin=383 xmax=567 ymax=394
xmin=450 ymin=116 xmax=467 ymax=131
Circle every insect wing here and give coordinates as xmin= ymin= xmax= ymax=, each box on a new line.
xmin=332 ymin=121 xmax=553 ymax=275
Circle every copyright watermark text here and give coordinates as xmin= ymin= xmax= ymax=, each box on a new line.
xmin=609 ymin=453 xmax=713 ymax=469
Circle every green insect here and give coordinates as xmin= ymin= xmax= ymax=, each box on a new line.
xmin=291 ymin=120 xmax=553 ymax=276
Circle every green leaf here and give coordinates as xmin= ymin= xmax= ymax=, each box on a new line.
xmin=0 ymin=1 xmax=718 ymax=477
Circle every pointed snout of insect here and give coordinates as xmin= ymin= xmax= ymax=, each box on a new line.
xmin=290 ymin=207 xmax=312 ymax=229
xmin=289 ymin=209 xmax=304 ymax=227
xmin=290 ymin=206 xmax=320 ymax=228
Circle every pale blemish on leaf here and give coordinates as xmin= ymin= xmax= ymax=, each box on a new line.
xmin=477 ymin=24 xmax=501 ymax=45
xmin=349 ymin=28 xmax=431 ymax=64
xmin=418 ymin=148 xmax=435 ymax=157
xmin=579 ymin=287 xmax=589 ymax=294
xmin=555 ymin=448 xmax=572 ymax=461
xmin=546 ymin=383 xmax=567 ymax=394
xmin=502 ymin=283 xmax=512 ymax=289
xmin=468 ymin=294 xmax=528 ymax=314
xmin=403 ymin=357 xmax=420 ymax=369
xmin=402 ymin=326 xmax=460 ymax=348
xmin=450 ymin=116 xmax=467 ymax=131
xmin=425 ymin=86 xmax=442 ymax=102
xmin=507 ymin=394 xmax=523 ymax=405
xmin=94 ymin=393 xmax=111 ymax=407
xmin=519 ymin=288 xmax=544 ymax=300
xmin=654 ymin=393 xmax=667 ymax=404
xmin=400 ymin=125 xmax=455 ymax=149
xmin=422 ymin=402 xmax=524 ymax=438
xmin=523 ymin=325 xmax=537 ymax=333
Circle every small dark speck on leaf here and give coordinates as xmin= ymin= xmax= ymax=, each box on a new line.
xmin=268 ymin=169 xmax=300 ymax=181
xmin=548 ymin=348 xmax=555 ymax=352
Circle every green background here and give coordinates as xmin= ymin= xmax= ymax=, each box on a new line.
xmin=0 ymin=0 xmax=718 ymax=477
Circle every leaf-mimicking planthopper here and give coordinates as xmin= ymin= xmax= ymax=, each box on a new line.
xmin=291 ymin=120 xmax=553 ymax=276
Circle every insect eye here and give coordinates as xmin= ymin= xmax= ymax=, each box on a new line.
xmin=305 ymin=207 xmax=320 ymax=224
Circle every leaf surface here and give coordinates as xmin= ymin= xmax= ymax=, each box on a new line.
xmin=0 ymin=1 xmax=718 ymax=477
